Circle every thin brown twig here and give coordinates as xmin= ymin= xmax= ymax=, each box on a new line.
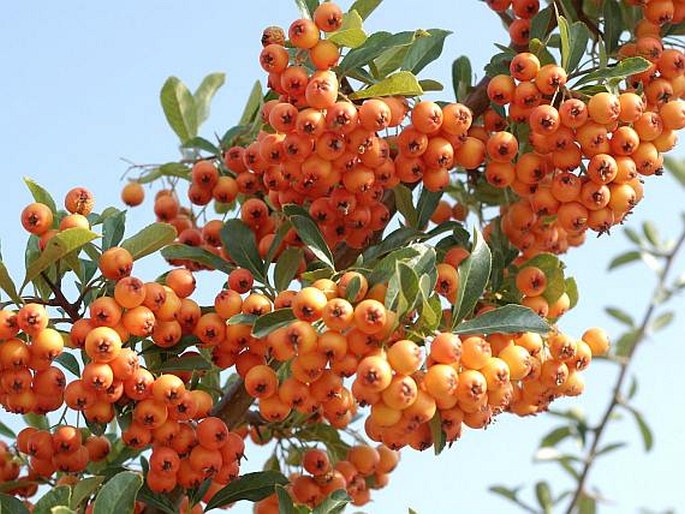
xmin=563 ymin=225 xmax=685 ymax=513
xmin=39 ymin=272 xmax=81 ymax=322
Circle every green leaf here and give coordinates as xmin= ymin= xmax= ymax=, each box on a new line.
xmin=451 ymin=230 xmax=491 ymax=328
xmin=161 ymin=243 xmax=234 ymax=274
xmin=288 ymin=213 xmax=335 ymax=270
xmin=102 ymin=210 xmax=126 ymax=250
xmin=33 ymin=485 xmax=71 ymax=514
xmin=252 ymin=309 xmax=297 ymax=339
xmin=540 ymin=426 xmax=572 ymax=447
xmin=578 ymin=495 xmax=597 ymax=514
xmin=608 ymin=250 xmax=642 ymax=270
xmin=0 ymin=494 xmax=30 ymax=514
xmin=0 ymin=420 xmax=15 ymax=439
xmin=557 ymin=14 xmax=571 ymax=70
xmin=338 ymin=31 xmax=393 ymax=73
xmin=0 ymin=260 xmax=22 ymax=306
xmin=402 ymin=29 xmax=451 ymax=74
xmin=52 ymin=508 xmax=77 ymax=514
xmin=23 ymin=413 xmax=49 ymax=430
xmin=642 ymin=221 xmax=661 ymax=247
xmin=160 ymin=76 xmax=198 ymax=143
xmin=605 ymin=306 xmax=634 ymax=326
xmin=136 ymin=486 xmax=178 ymax=514
xmin=454 ymin=304 xmax=550 ymax=336
xmin=204 ymin=471 xmax=288 ymax=511
xmin=595 ymin=442 xmax=627 ymax=457
xmin=385 ymin=261 xmax=420 ymax=318
xmin=23 ymin=228 xmax=99 ymax=288
xmin=651 ymin=311 xmax=675 ymax=332
xmin=663 ymin=156 xmax=685 ymax=187
xmin=274 ymin=247 xmax=303 ymax=291
xmin=530 ymin=4 xmax=553 ymax=41
xmin=574 ymin=56 xmax=652 ymax=86
xmin=121 ymin=223 xmax=176 ymax=262
xmin=564 ymin=277 xmax=579 ymax=309
xmin=520 ymin=253 xmax=566 ymax=304
xmin=614 ymin=330 xmax=639 ymax=357
xmin=181 ymin=136 xmax=221 ymax=155
xmin=220 ymin=220 xmax=266 ymax=281
xmin=629 ymin=407 xmax=654 ymax=451
xmin=312 ymin=489 xmax=351 ymax=514
xmin=294 ymin=0 xmax=318 ymax=19
xmin=194 ymin=72 xmax=226 ymax=126
xmin=329 ymin=10 xmax=367 ymax=48
xmin=71 ymin=476 xmax=104 ymax=510
xmin=349 ymin=0 xmax=382 ymax=20
xmin=55 ymin=352 xmax=81 ymax=377
xmin=239 ymin=81 xmax=264 ymax=126
xmin=155 ymin=354 xmax=212 ymax=373
xmin=416 ymin=188 xmax=443 ymax=229
xmin=418 ymin=79 xmax=444 ymax=92
xmin=603 ymin=1 xmax=623 ymax=55
xmin=275 ymin=484 xmax=294 ymax=514
xmin=294 ymin=424 xmax=350 ymax=462
xmin=92 ymin=471 xmax=143 ymax=514
xmin=451 ymin=55 xmax=472 ymax=102
xmin=138 ymin=162 xmax=190 ymax=184
xmin=393 ymin=185 xmax=418 ymax=228
xmin=534 ymin=481 xmax=553 ymax=514
xmin=228 ymin=313 xmax=258 ymax=326
xmin=24 ymin=177 xmax=57 ymax=214
xmin=489 ymin=486 xmax=520 ymax=503
xmin=349 ymin=70 xmax=423 ymax=99
xmin=566 ymin=22 xmax=590 ymax=73
xmin=429 ymin=412 xmax=446 ymax=455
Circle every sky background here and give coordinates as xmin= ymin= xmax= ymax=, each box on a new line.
xmin=1 ymin=1 xmax=684 ymax=513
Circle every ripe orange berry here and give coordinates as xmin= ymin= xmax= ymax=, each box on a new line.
xmin=64 ymin=187 xmax=95 ymax=215
xmin=516 ymin=266 xmax=547 ymax=296
xmin=245 ymin=364 xmax=278 ymax=399
xmin=21 ymin=202 xmax=54 ymax=236
xmin=353 ymin=299 xmax=387 ymax=335
xmin=84 ymin=326 xmax=122 ymax=363
xmin=121 ymin=182 xmax=145 ymax=207
xmin=498 ymin=345 xmax=532 ymax=381
xmin=357 ymin=355 xmax=393 ymax=392
xmin=152 ymin=374 xmax=186 ymax=405
xmin=292 ymin=287 xmax=328 ymax=322
xmin=582 ymin=327 xmax=610 ymax=355
xmin=314 ymin=2 xmax=343 ymax=32
xmin=99 ymin=247 xmax=133 ymax=281
xmin=387 ymin=339 xmax=422 ymax=375
xmin=461 ymin=336 xmax=492 ymax=370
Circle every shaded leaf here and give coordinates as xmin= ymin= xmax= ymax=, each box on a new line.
xmin=614 ymin=330 xmax=639 ymax=357
xmin=274 ymin=247 xmax=303 ymax=291
xmin=252 ymin=309 xmax=297 ymax=339
xmin=312 ymin=489 xmax=351 ymax=514
xmin=161 ymin=243 xmax=234 ymax=274
xmin=33 ymin=485 xmax=71 ymax=514
xmin=629 ymin=407 xmax=654 ymax=451
xmin=0 ymin=260 xmax=22 ymax=306
xmin=329 ymin=10 xmax=367 ymax=48
xmin=535 ymin=481 xmax=553 ymax=514
xmin=71 ymin=476 xmax=104 ymax=510
xmin=402 ymin=29 xmax=451 ymax=75
xmin=429 ymin=412 xmax=446 ymax=456
xmin=608 ymin=250 xmax=642 ymax=270
xmin=289 ymin=214 xmax=335 ymax=270
xmin=121 ymin=223 xmax=176 ymax=262
xmin=23 ymin=413 xmax=48 ymax=430
xmin=605 ymin=306 xmax=634 ymax=326
xmin=182 ymin=137 xmax=221 ymax=155
xmin=603 ymin=1 xmax=623 ymax=55
xmin=239 ymin=81 xmax=264 ymax=126
xmin=419 ymin=79 xmax=444 ymax=92
xmin=92 ymin=471 xmax=143 ymax=514
xmin=102 ymin=210 xmax=126 ymax=250
xmin=451 ymin=230 xmax=491 ymax=327
xmin=55 ymin=352 xmax=81 ymax=377
xmin=565 ymin=277 xmax=579 ymax=309
xmin=540 ymin=426 xmax=572 ymax=448
xmin=349 ymin=0 xmax=382 ymax=20
xmin=24 ymin=177 xmax=57 ymax=214
xmin=294 ymin=0 xmax=318 ymax=19
xmin=530 ymin=4 xmax=553 ymax=41
xmin=204 ymin=471 xmax=288 ymax=511
xmin=0 ymin=494 xmax=30 ymax=514
xmin=393 ymin=184 xmax=417 ymax=227
xmin=454 ymin=304 xmax=549 ymax=335
xmin=275 ymin=484 xmax=294 ymax=514
xmin=651 ymin=311 xmax=674 ymax=332
xmin=451 ymin=55 xmax=472 ymax=102
xmin=575 ymin=56 xmax=652 ymax=86
xmin=220 ymin=220 xmax=265 ymax=281
xmin=155 ymin=354 xmax=212 ymax=372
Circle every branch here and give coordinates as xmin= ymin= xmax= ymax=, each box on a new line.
xmin=40 ymin=272 xmax=81 ymax=323
xmin=571 ymin=0 xmax=602 ymax=40
xmin=563 ymin=225 xmax=685 ymax=513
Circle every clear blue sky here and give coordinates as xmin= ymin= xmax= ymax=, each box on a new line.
xmin=1 ymin=1 xmax=683 ymax=512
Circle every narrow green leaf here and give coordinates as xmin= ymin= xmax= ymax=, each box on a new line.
xmin=55 ymin=352 xmax=81 ymax=377
xmin=0 ymin=421 xmax=16 ymax=439
xmin=489 ymin=486 xmax=520 ymax=503
xmin=642 ymin=221 xmax=661 ymax=247
xmin=181 ymin=136 xmax=221 ymax=155
xmin=102 ymin=210 xmax=126 ymax=250
xmin=23 ymin=177 xmax=57 ymax=214
xmin=574 ymin=56 xmax=652 ymax=86
xmin=629 ymin=408 xmax=654 ymax=451
xmin=663 ymin=156 xmax=685 ymax=187
xmin=416 ymin=188 xmax=443 ymax=229
xmin=92 ymin=471 xmax=143 ymax=514
xmin=204 ymin=471 xmax=289 ymax=511
xmin=349 ymin=0 xmax=382 ymax=20
xmin=605 ymin=306 xmax=634 ymax=326
xmin=603 ymin=1 xmax=623 ymax=55
xmin=160 ymin=76 xmax=198 ymax=143
xmin=540 ymin=426 xmax=572 ymax=447
xmin=0 ymin=260 xmax=22 ymax=306
xmin=429 ymin=412 xmax=446 ymax=455
xmin=239 ymin=81 xmax=264 ymax=126
xmin=385 ymin=261 xmax=420 ymax=318
xmin=349 ymin=70 xmax=423 ymax=99
xmin=71 ymin=476 xmax=105 ymax=509
xmin=595 ymin=442 xmax=627 ymax=457
xmin=312 ymin=489 xmax=351 ymax=514
xmin=121 ymin=223 xmax=177 ymax=262
xmin=451 ymin=55 xmax=472 ymax=102
xmin=23 ymin=413 xmax=49 ymax=430
xmin=338 ymin=31 xmax=394 ymax=72
xmin=161 ymin=243 xmax=234 ymax=274
xmin=194 ymin=72 xmax=226 ymax=126
xmin=402 ymin=29 xmax=452 ymax=75
xmin=578 ymin=495 xmax=597 ymax=514
xmin=418 ymin=79 xmax=444 ymax=92
xmin=228 ymin=313 xmax=258 ymax=326
xmin=252 ymin=309 xmax=297 ymax=339
xmin=393 ymin=184 xmax=418 ymax=228
xmin=52 ymin=507 xmax=77 ymax=514
xmin=454 ymin=304 xmax=550 ymax=335
xmin=530 ymin=4 xmax=553 ymax=41
xmin=564 ymin=277 xmax=579 ymax=309
xmin=33 ymin=486 xmax=71 ymax=514
xmin=557 ymin=15 xmax=571 ymax=70
xmin=294 ymin=0 xmax=318 ymax=19
xmin=0 ymin=494 xmax=30 ymax=514
xmin=566 ymin=22 xmax=590 ymax=73
xmin=23 ymin=228 xmax=99 ymax=287
xmin=289 ymin=214 xmax=335 ymax=270
xmin=535 ymin=481 xmax=553 ymax=514
xmin=275 ymin=484 xmax=294 ymax=514
xmin=651 ymin=311 xmax=675 ymax=332
xmin=451 ymin=230 xmax=492 ymax=327
xmin=608 ymin=250 xmax=642 ymax=270
xmin=274 ymin=247 xmax=303 ymax=291
xmin=155 ymin=354 xmax=212 ymax=372
xmin=614 ymin=330 xmax=639 ymax=357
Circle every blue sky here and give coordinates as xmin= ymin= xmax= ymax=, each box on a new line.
xmin=1 ymin=1 xmax=684 ymax=512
